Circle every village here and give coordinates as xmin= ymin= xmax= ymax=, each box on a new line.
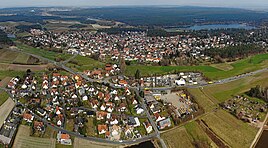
xmin=25 ymin=29 xmax=239 ymax=64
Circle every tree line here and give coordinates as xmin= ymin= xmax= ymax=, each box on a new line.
xmin=247 ymin=85 xmax=268 ymax=102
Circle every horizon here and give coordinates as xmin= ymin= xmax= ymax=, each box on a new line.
xmin=1 ymin=0 xmax=268 ymax=11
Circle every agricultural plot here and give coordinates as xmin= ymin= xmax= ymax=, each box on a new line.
xmin=67 ymin=55 xmax=105 ymax=71
xmin=0 ymin=77 xmax=11 ymax=87
xmin=161 ymin=127 xmax=194 ymax=148
xmin=13 ymin=125 xmax=56 ymax=148
xmin=13 ymin=53 xmax=30 ymax=64
xmin=73 ymin=137 xmax=118 ymax=148
xmin=0 ymin=97 xmax=15 ymax=128
xmin=0 ymin=49 xmax=19 ymax=63
xmin=203 ymin=70 xmax=268 ymax=102
xmin=201 ymin=110 xmax=258 ymax=148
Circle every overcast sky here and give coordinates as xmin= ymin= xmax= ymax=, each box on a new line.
xmin=1 ymin=0 xmax=268 ymax=10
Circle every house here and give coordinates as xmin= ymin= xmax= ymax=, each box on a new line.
xmin=158 ymin=118 xmax=171 ymax=130
xmin=57 ymin=132 xmax=72 ymax=145
xmin=143 ymin=121 xmax=153 ymax=134
xmin=34 ymin=121 xmax=45 ymax=131
xmin=23 ymin=113 xmax=34 ymax=122
xmin=128 ymin=117 xmax=140 ymax=127
xmin=37 ymin=108 xmax=46 ymax=117
xmin=98 ymin=124 xmax=108 ymax=134
xmin=175 ymin=78 xmax=186 ymax=86
xmin=154 ymin=113 xmax=166 ymax=122
xmin=96 ymin=111 xmax=107 ymax=120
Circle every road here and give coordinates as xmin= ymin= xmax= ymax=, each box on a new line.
xmin=7 ymin=46 xmax=268 ymax=148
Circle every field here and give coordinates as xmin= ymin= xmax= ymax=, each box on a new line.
xmin=16 ymin=43 xmax=72 ymax=61
xmin=162 ymin=126 xmax=194 ymax=148
xmin=201 ymin=110 xmax=258 ymax=148
xmin=73 ymin=138 xmax=118 ymax=148
xmin=0 ymin=97 xmax=15 ymax=128
xmin=203 ymin=70 xmax=268 ymax=102
xmin=67 ymin=55 xmax=105 ymax=71
xmin=187 ymin=88 xmax=217 ymax=112
xmin=126 ymin=53 xmax=268 ymax=80
xmin=0 ymin=77 xmax=11 ymax=87
xmin=13 ymin=125 xmax=56 ymax=148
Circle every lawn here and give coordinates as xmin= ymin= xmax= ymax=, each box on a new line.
xmin=13 ymin=125 xmax=56 ymax=148
xmin=86 ymin=117 xmax=96 ymax=137
xmin=161 ymin=127 xmax=194 ymax=148
xmin=126 ymin=53 xmax=268 ymax=80
xmin=203 ymin=70 xmax=268 ymax=102
xmin=201 ymin=110 xmax=258 ymax=148
xmin=67 ymin=55 xmax=105 ymax=71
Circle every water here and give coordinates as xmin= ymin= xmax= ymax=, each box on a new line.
xmin=188 ymin=24 xmax=255 ymax=30
xmin=127 ymin=141 xmax=155 ymax=148
xmin=255 ymin=130 xmax=268 ymax=148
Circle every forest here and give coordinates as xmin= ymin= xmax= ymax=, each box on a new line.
xmin=247 ymin=85 xmax=268 ymax=102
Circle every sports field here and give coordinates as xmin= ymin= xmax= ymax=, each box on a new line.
xmin=13 ymin=125 xmax=56 ymax=148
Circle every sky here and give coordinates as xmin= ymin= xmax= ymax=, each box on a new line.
xmin=1 ymin=0 xmax=268 ymax=10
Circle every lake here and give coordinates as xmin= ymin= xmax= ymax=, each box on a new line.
xmin=188 ymin=24 xmax=255 ymax=30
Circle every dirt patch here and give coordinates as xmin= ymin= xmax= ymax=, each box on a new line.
xmin=197 ymin=119 xmax=229 ymax=148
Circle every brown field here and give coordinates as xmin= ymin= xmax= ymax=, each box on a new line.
xmin=0 ymin=77 xmax=11 ymax=87
xmin=73 ymin=138 xmax=119 ymax=148
xmin=162 ymin=127 xmax=194 ymax=148
xmin=13 ymin=125 xmax=56 ymax=148
xmin=0 ymin=97 xmax=15 ymax=128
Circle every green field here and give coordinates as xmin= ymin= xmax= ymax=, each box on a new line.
xmin=126 ymin=53 xmax=268 ymax=80
xmin=184 ymin=121 xmax=217 ymax=147
xmin=0 ymin=49 xmax=20 ymax=63
xmin=0 ymin=70 xmax=24 ymax=80
xmin=0 ymin=91 xmax=9 ymax=106
xmin=67 ymin=55 xmax=105 ymax=71
xmin=13 ymin=53 xmax=30 ymax=64
xmin=16 ymin=43 xmax=72 ymax=61
xmin=201 ymin=110 xmax=258 ymax=148
xmin=203 ymin=70 xmax=268 ymax=102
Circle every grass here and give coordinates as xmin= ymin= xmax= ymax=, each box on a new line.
xmin=86 ymin=118 xmax=96 ymax=137
xmin=13 ymin=53 xmax=30 ymax=64
xmin=67 ymin=55 xmax=105 ymax=71
xmin=187 ymin=88 xmax=217 ymax=112
xmin=16 ymin=43 xmax=72 ymax=61
xmin=126 ymin=53 xmax=268 ymax=80
xmin=184 ymin=121 xmax=217 ymax=147
xmin=201 ymin=109 xmax=258 ymax=148
xmin=0 ymin=91 xmax=9 ymax=106
xmin=203 ymin=70 xmax=268 ymax=102
xmin=161 ymin=126 xmax=194 ymax=148
xmin=0 ymin=70 xmax=24 ymax=80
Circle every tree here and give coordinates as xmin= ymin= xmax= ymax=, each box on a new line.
xmin=135 ymin=69 xmax=141 ymax=80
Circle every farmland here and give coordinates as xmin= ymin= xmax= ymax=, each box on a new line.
xmin=0 ymin=97 xmax=15 ymax=128
xmin=13 ymin=125 xmax=56 ymax=148
xmin=126 ymin=53 xmax=268 ymax=80
xmin=67 ymin=55 xmax=105 ymax=71
xmin=73 ymin=138 xmax=118 ymax=148
xmin=203 ymin=70 xmax=268 ymax=102
xmin=201 ymin=110 xmax=258 ymax=148
xmin=162 ymin=126 xmax=195 ymax=148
